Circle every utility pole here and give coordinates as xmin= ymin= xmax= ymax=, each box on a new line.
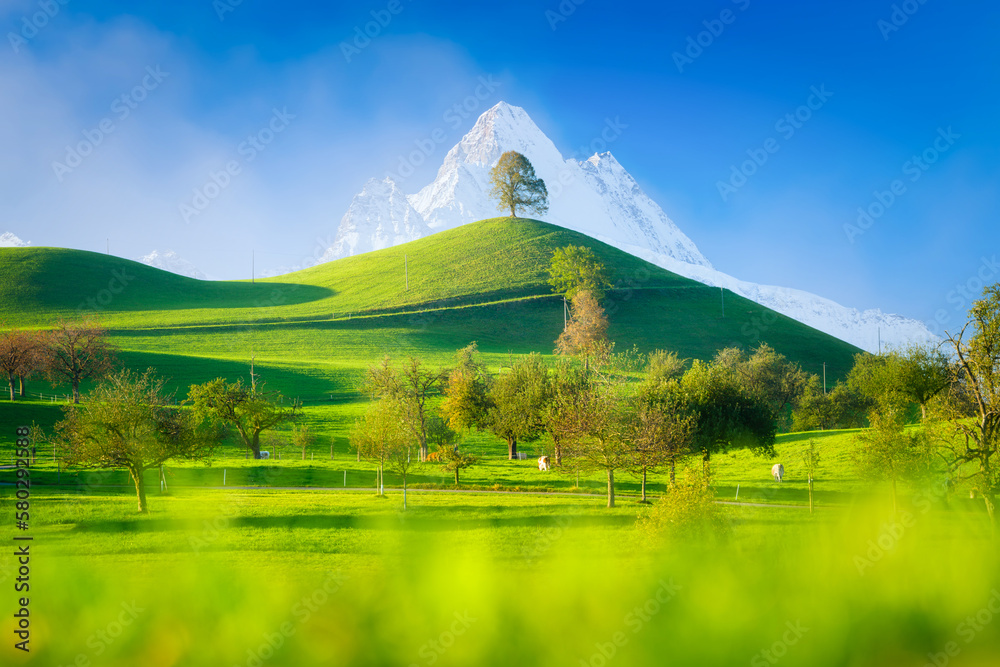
xmin=250 ymin=351 xmax=258 ymax=392
xmin=405 ymin=253 xmax=408 ymax=290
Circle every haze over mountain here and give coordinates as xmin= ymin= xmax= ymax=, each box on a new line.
xmin=324 ymin=102 xmax=935 ymax=353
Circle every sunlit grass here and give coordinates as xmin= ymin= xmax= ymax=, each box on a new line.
xmin=0 ymin=485 xmax=996 ymax=666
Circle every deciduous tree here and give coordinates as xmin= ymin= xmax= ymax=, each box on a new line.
xmin=547 ymin=245 xmax=610 ymax=301
xmin=713 ymin=343 xmax=809 ymax=430
xmin=680 ymin=360 xmax=777 ymax=481
xmin=45 ymin=319 xmax=117 ymax=403
xmin=932 ymin=284 xmax=1000 ymax=529
xmin=852 ymin=411 xmax=929 ymax=515
xmin=54 ymin=369 xmax=220 ymax=513
xmin=365 ymin=355 xmax=445 ymax=462
xmin=485 ymin=354 xmax=550 ymax=460
xmin=552 ymin=377 xmax=630 ymax=508
xmin=187 ymin=378 xmax=300 ymax=459
xmin=626 ymin=378 xmax=696 ymax=499
xmin=488 ymin=150 xmax=548 ymax=218
xmin=440 ymin=343 xmax=492 ymax=433
xmin=351 ymin=398 xmax=409 ymax=497
xmin=555 ymin=290 xmax=610 ymax=369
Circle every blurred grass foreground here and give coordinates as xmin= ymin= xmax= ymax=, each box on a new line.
xmin=1 ymin=483 xmax=998 ymax=667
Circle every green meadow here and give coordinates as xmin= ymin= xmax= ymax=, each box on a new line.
xmin=1 ymin=218 xmax=997 ymax=665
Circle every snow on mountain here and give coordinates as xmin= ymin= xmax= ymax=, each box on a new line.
xmin=138 ymin=250 xmax=210 ymax=280
xmin=0 ymin=232 xmax=30 ymax=247
xmin=406 ymin=102 xmax=710 ymax=267
xmin=615 ymin=241 xmax=938 ymax=352
xmin=324 ymin=101 xmax=936 ymax=353
xmin=319 ymin=177 xmax=432 ymax=261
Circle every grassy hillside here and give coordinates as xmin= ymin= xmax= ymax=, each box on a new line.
xmin=1 ymin=218 xmax=860 ymax=401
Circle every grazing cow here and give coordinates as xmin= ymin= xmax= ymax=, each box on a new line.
xmin=260 ymin=451 xmax=270 ymax=460
xmin=426 ymin=451 xmax=441 ymax=463
xmin=538 ymin=456 xmax=551 ymax=471
xmin=771 ymin=463 xmax=784 ymax=482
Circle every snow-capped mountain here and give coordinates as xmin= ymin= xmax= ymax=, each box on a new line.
xmin=0 ymin=232 xmax=30 ymax=247
xmin=321 ymin=177 xmax=432 ymax=261
xmin=324 ymin=101 xmax=936 ymax=352
xmin=138 ymin=250 xmax=209 ymax=280
xmin=406 ymin=102 xmax=710 ymax=266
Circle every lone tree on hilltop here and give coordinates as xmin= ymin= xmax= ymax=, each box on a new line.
xmin=489 ymin=150 xmax=548 ymax=218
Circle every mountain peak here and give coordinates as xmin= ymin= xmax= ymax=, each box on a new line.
xmin=456 ymin=101 xmax=558 ymax=167
xmin=323 ymin=103 xmax=935 ymax=351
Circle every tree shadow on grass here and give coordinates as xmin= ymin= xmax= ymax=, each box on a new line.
xmin=70 ymin=511 xmax=633 ymax=534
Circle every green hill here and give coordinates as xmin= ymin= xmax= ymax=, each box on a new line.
xmin=1 ymin=218 xmax=860 ymax=400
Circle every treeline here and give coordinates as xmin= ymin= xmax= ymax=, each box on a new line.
xmin=0 ymin=319 xmax=116 ymax=402
xmin=353 ymin=343 xmax=798 ymax=507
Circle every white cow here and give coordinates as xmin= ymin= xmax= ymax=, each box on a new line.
xmin=538 ymin=456 xmax=551 ymax=471
xmin=260 ymin=451 xmax=270 ymax=460
xmin=771 ymin=463 xmax=784 ymax=482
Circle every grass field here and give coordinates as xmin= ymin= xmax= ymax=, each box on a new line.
xmin=0 ymin=483 xmax=997 ymax=666
xmin=0 ymin=218 xmax=860 ymax=402
xmin=2 ymin=217 xmax=993 ymax=665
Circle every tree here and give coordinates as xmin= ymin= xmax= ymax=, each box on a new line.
xmin=187 ymin=378 xmax=300 ymax=459
xmin=20 ymin=330 xmax=49 ymax=398
xmin=54 ymin=369 xmax=220 ymax=513
xmin=543 ymin=361 xmax=590 ymax=466
xmin=791 ymin=378 xmax=869 ymax=431
xmin=293 ymin=424 xmax=316 ymax=460
xmin=555 ymin=290 xmax=610 ymax=369
xmin=552 ymin=377 xmax=630 ymax=508
xmin=485 ymin=354 xmax=550 ymax=460
xmin=680 ymin=360 xmax=777 ymax=481
xmin=0 ymin=329 xmax=32 ymax=401
xmin=932 ymin=284 xmax=1000 ymax=529
xmin=0 ymin=328 xmax=48 ymax=400
xmin=440 ymin=343 xmax=492 ymax=433
xmin=388 ymin=442 xmax=417 ymax=510
xmin=439 ymin=445 xmax=479 ymax=487
xmin=626 ymin=377 xmax=696 ymax=499
xmin=547 ymin=245 xmax=611 ymax=301
xmin=848 ymin=346 xmax=950 ymax=422
xmin=488 ymin=150 xmax=548 ymax=218
xmin=351 ymin=398 xmax=409 ymax=497
xmin=713 ymin=344 xmax=810 ymax=430
xmin=895 ymin=344 xmax=951 ymax=421
xmin=365 ymin=356 xmax=445 ymax=462
xmin=44 ymin=319 xmax=117 ymax=403
xmin=852 ymin=411 xmax=928 ymax=515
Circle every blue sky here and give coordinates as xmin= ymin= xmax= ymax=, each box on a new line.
xmin=3 ymin=0 xmax=998 ymax=334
